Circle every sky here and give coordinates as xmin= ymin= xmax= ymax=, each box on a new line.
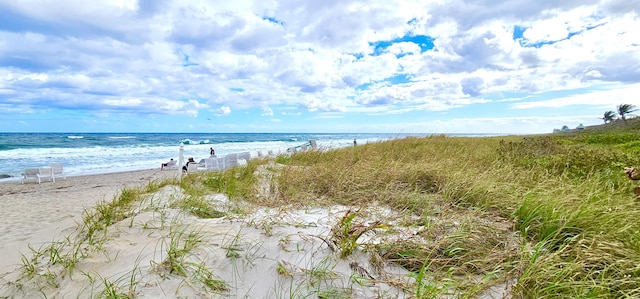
xmin=0 ymin=0 xmax=639 ymax=134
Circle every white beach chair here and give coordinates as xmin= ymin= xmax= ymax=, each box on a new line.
xmin=238 ymin=152 xmax=251 ymax=161
xmin=162 ymin=159 xmax=177 ymax=170
xmin=21 ymin=168 xmax=41 ymax=184
xmin=186 ymin=163 xmax=199 ymax=173
xmin=224 ymin=153 xmax=238 ymax=169
xmin=249 ymin=151 xmax=260 ymax=159
xmin=37 ymin=167 xmax=54 ymax=183
xmin=50 ymin=162 xmax=66 ymax=181
xmin=205 ymin=158 xmax=220 ymax=170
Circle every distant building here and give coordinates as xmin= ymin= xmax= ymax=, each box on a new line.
xmin=576 ymin=123 xmax=585 ymax=131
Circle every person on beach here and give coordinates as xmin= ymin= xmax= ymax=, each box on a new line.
xmin=161 ymin=158 xmax=175 ymax=170
xmin=210 ymin=147 xmax=215 ymax=156
xmin=353 ymin=139 xmax=357 ymax=146
xmin=183 ymin=157 xmax=196 ymax=172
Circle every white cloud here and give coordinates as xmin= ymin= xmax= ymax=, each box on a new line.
xmin=214 ymin=106 xmax=232 ymax=117
xmin=511 ymin=84 xmax=640 ymax=109
xmin=0 ymin=0 xmax=638 ymax=133
xmin=261 ymin=106 xmax=273 ymax=117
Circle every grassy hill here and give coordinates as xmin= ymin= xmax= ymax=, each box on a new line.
xmin=556 ymin=115 xmax=640 ymax=138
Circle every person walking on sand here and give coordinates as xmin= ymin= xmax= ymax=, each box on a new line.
xmin=353 ymin=139 xmax=357 ymax=146
xmin=210 ymin=147 xmax=216 ymax=157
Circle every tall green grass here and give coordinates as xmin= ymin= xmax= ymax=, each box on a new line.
xmin=224 ymin=133 xmax=640 ymax=298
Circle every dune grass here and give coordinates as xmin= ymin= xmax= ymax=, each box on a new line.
xmin=211 ymin=126 xmax=638 ymax=297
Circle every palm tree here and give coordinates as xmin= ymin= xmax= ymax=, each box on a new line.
xmin=601 ymin=110 xmax=617 ymax=123
xmin=617 ymin=104 xmax=637 ymax=123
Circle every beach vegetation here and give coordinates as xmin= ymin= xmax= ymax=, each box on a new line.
xmin=276 ymin=260 xmax=293 ymax=277
xmin=330 ymin=209 xmax=386 ymax=258
xmin=601 ymin=110 xmax=617 ymax=123
xmin=171 ymin=195 xmax=225 ymax=219
xmin=152 ymin=221 xmax=229 ymax=294
xmin=97 ymin=275 xmax=134 ymax=299
xmin=81 ymin=187 xmax=146 ymax=246
xmin=19 ymin=254 xmax=37 ymax=280
xmin=617 ymin=103 xmax=637 ymax=123
xmin=155 ymin=223 xmax=203 ymax=277
xmin=182 ymin=160 xmax=260 ymax=201
xmin=223 ymin=118 xmax=639 ymax=297
xmin=191 ymin=262 xmax=228 ymax=293
xmin=222 ymin=229 xmax=245 ymax=260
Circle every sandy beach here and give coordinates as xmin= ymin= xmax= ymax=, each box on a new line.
xmin=0 ymin=169 xmax=179 ymax=275
xmin=0 ymin=168 xmax=416 ymax=298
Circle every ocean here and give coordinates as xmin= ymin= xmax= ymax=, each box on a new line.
xmin=0 ymin=132 xmax=502 ymax=182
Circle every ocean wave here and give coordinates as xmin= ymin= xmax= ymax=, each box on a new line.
xmin=67 ymin=136 xmax=83 ymax=139
xmin=181 ymin=139 xmax=210 ymax=145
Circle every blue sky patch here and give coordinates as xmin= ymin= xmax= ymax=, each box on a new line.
xmin=385 ymin=74 xmax=412 ymax=85
xmin=513 ymin=25 xmax=526 ymax=40
xmin=355 ymin=82 xmax=373 ymax=91
xmin=263 ymin=16 xmax=285 ymax=26
xmin=355 ymin=74 xmax=412 ymax=91
xmin=514 ymin=23 xmax=606 ymax=48
xmin=370 ymin=34 xmax=434 ymax=56
xmin=182 ymin=54 xmax=198 ymax=67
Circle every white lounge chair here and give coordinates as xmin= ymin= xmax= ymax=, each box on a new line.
xmin=205 ymin=158 xmax=220 ymax=170
xmin=21 ymin=168 xmax=41 ymax=184
xmin=238 ymin=152 xmax=251 ymax=161
xmin=162 ymin=159 xmax=177 ymax=170
xmin=198 ymin=159 xmax=207 ymax=168
xmin=39 ymin=167 xmax=54 ymax=183
xmin=50 ymin=162 xmax=66 ymax=181
xmin=184 ymin=163 xmax=199 ymax=173
xmin=223 ymin=153 xmax=238 ymax=169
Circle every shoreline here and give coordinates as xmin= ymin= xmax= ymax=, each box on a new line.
xmin=0 ymin=168 xmax=179 ymax=274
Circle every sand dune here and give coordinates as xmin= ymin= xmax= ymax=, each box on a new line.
xmin=0 ymin=168 xmax=512 ymax=298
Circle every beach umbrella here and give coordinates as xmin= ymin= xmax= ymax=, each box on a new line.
xmin=178 ymin=144 xmax=184 ymax=180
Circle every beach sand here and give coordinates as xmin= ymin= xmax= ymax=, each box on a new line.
xmin=0 ymin=168 xmax=415 ymax=298
xmin=0 ymin=169 xmax=180 ymax=275
xmin=0 ymin=167 xmax=512 ymax=298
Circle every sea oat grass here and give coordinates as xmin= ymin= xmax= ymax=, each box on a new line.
xmin=171 ymin=195 xmax=226 ymax=219
xmin=247 ymin=133 xmax=640 ymax=297
xmin=190 ymin=160 xmax=261 ymax=200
